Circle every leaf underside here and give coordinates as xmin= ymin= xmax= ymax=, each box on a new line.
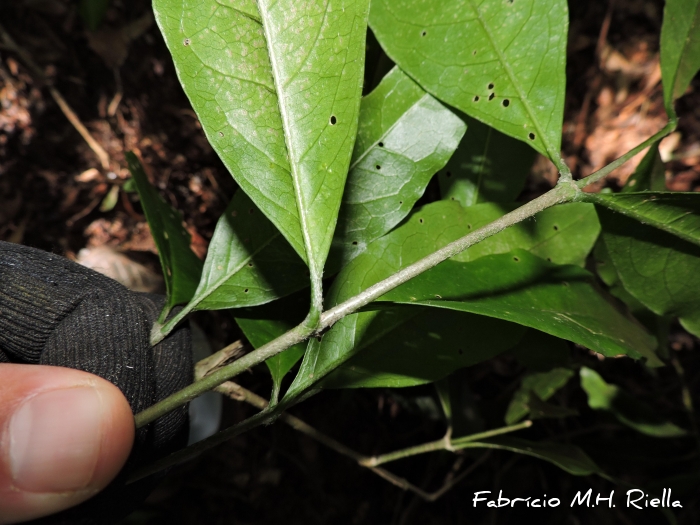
xmin=369 ymin=0 xmax=568 ymax=167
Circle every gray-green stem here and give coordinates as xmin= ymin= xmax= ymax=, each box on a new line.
xmin=134 ymin=181 xmax=579 ymax=429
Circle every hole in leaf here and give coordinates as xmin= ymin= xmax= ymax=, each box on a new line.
xmin=244 ymin=288 xmax=249 ymax=293
xmin=467 ymin=224 xmax=472 ymax=229
xmin=419 ymin=218 xmax=424 ymax=224
xmin=352 ymin=241 xmax=358 ymax=245
xmin=421 ymin=30 xmax=427 ymax=36
xmin=488 ymin=82 xmax=494 ymax=89
xmin=502 ymin=99 xmax=510 ymax=107
xmin=553 ymin=225 xmax=559 ymax=231
xmin=547 ymin=257 xmax=552 ymax=262
xmin=528 ymin=132 xmax=536 ymax=140
xmin=513 ymin=256 xmax=520 ymax=262
xmin=473 ymin=95 xmax=479 ymax=102
xmin=183 ymin=38 xmax=191 ymax=46
xmin=248 ymin=263 xmax=253 ymax=267
xmin=451 ymin=197 xmax=455 ymax=200
xmin=488 ymin=93 xmax=495 ymax=101
xmin=330 ymin=115 xmax=337 ymax=125
xmin=376 ymin=165 xmax=381 ymax=170
xmin=378 ymin=141 xmax=384 ymax=147
xmin=472 ymin=50 xmax=477 ymax=55
xmin=399 ymin=201 xmax=403 ymax=205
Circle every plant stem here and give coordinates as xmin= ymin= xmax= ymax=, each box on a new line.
xmin=360 ymin=421 xmax=532 ymax=467
xmin=134 ymin=181 xmax=579 ymax=429
xmin=575 ymin=121 xmax=676 ymax=190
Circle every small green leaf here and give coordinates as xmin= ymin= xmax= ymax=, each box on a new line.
xmin=235 ymin=290 xmax=309 ymax=392
xmin=99 ymin=185 xmax=120 ymax=212
xmin=189 ymin=191 xmax=307 ymax=311
xmin=154 ymin=0 xmax=372 ymax=306
xmin=126 ymin=153 xmax=203 ymax=313
xmin=591 ymin=194 xmax=700 ymax=336
xmin=505 ymin=368 xmax=575 ymax=424
xmin=438 ymin=115 xmax=535 ymax=206
xmin=580 ymin=367 xmax=688 ymax=438
xmin=463 ymin=437 xmax=604 ymax=477
xmin=378 ymin=251 xmax=661 ymax=366
xmin=369 ymin=0 xmax=569 ymax=169
xmin=621 ymin=143 xmax=666 ymax=193
xmin=285 ymin=200 xmax=602 ymax=399
xmin=332 ymin=67 xmax=467 ymax=265
xmin=660 ymin=0 xmax=700 ymax=116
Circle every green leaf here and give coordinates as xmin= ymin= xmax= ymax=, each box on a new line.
xmin=235 ymin=290 xmax=309 ymax=392
xmin=584 ymin=192 xmax=700 ymax=249
xmin=284 ymin=201 xmax=605 ymax=399
xmin=189 ymin=191 xmax=307 ymax=311
xmin=660 ymin=0 xmax=700 ymax=116
xmin=462 ymin=437 xmax=604 ymax=477
xmin=378 ymin=251 xmax=661 ymax=366
xmin=154 ymin=0 xmax=371 ymax=304
xmin=505 ymin=368 xmax=575 ymax=424
xmin=591 ymin=194 xmax=700 ymax=336
xmin=126 ymin=153 xmax=203 ymax=313
xmin=320 ymin=308 xmax=525 ymax=388
xmin=438 ymin=115 xmax=535 ymax=206
xmin=369 ymin=0 xmax=569 ymax=169
xmin=580 ymin=367 xmax=688 ymax=438
xmin=332 ymin=67 xmax=467 ymax=265
xmin=622 ymin=143 xmax=666 ymax=193
xmin=506 ymin=330 xmax=571 ymax=372
xmin=180 ymin=67 xmax=465 ymax=317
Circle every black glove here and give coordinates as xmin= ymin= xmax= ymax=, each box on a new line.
xmin=0 ymin=240 xmax=193 ymax=524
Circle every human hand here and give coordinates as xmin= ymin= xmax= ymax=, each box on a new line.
xmin=0 ymin=364 xmax=134 ymax=524
xmin=0 ymin=241 xmax=193 ymax=524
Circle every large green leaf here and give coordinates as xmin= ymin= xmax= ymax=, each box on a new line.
xmin=580 ymin=367 xmax=687 ymax=438
xmin=438 ymin=115 xmax=535 ymax=206
xmin=505 ymin=368 xmax=575 ymax=425
xmin=331 ymin=67 xmax=467 ymax=265
xmin=369 ymin=0 xmax=568 ymax=169
xmin=660 ymin=0 xmax=700 ymax=116
xmin=154 ymin=0 xmax=371 ymax=301
xmin=284 ymin=200 xmax=604 ymax=399
xmin=591 ymin=194 xmax=700 ymax=337
xmin=126 ymin=153 xmax=203 ymax=314
xmin=377 ymin=251 xmax=660 ymax=365
xmin=178 ymin=67 xmax=465 ymax=319
xmin=461 ymin=437 xmax=604 ymax=477
xmin=321 ymin=308 xmax=525 ymax=388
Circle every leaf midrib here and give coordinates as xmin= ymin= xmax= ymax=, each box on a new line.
xmin=466 ymin=0 xmax=558 ymax=168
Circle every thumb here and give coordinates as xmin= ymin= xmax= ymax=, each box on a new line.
xmin=0 ymin=364 xmax=134 ymax=524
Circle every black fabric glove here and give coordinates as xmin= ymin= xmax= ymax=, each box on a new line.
xmin=0 ymin=240 xmax=193 ymax=524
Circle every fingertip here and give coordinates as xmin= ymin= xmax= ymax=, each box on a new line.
xmin=0 ymin=364 xmax=135 ymax=524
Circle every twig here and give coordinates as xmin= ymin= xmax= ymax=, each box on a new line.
xmin=0 ymin=23 xmax=111 ymax=170
xmin=137 ymin=181 xmax=579 ymax=428
xmin=131 ymin=380 xmax=497 ymax=502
